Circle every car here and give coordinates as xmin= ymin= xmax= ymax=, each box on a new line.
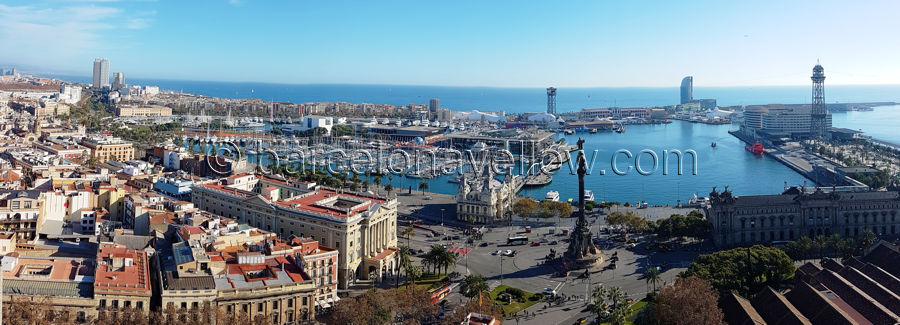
xmin=452 ymin=235 xmax=461 ymax=240
xmin=503 ymin=249 xmax=513 ymax=256
xmin=531 ymin=241 xmax=541 ymax=246
xmin=575 ymin=317 xmax=587 ymax=324
xmin=479 ymin=242 xmax=489 ymax=247
xmin=424 ymin=196 xmax=432 ymax=200
xmin=492 ymin=250 xmax=502 ymax=255
xmin=550 ymin=240 xmax=558 ymax=245
xmin=540 ymin=238 xmax=549 ymax=243
xmin=425 ymin=233 xmax=433 ymax=238
xmin=626 ymin=243 xmax=637 ymax=249
xmin=542 ymin=288 xmax=557 ymax=296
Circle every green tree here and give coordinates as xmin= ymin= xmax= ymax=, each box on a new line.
xmin=418 ymin=181 xmax=429 ymax=195
xmin=644 ymin=267 xmax=662 ymax=292
xmin=459 ymin=274 xmax=490 ymax=299
xmin=384 ymin=183 xmax=394 ymax=197
xmin=684 ymin=245 xmax=795 ymax=295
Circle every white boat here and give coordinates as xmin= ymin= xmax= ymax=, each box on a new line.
xmin=583 ymin=190 xmax=595 ymax=202
xmin=545 ymin=191 xmax=560 ymax=202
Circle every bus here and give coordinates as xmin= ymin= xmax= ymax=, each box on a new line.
xmin=428 ymin=282 xmax=455 ymax=304
xmin=507 ymin=236 xmax=528 ymax=245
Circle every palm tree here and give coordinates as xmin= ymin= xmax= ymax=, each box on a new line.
xmin=384 ymin=184 xmax=394 ymax=197
xmin=814 ymin=235 xmax=827 ymax=260
xmin=644 ymin=267 xmax=661 ymax=292
xmin=418 ymin=181 xmax=429 ymax=195
xmin=459 ymin=274 xmax=490 ymax=299
xmin=858 ymin=228 xmax=877 ymax=252
xmin=401 ymin=226 xmax=415 ymax=247
xmin=442 ymin=249 xmax=457 ymax=275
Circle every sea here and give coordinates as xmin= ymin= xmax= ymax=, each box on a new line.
xmin=49 ymin=74 xmax=900 ymax=204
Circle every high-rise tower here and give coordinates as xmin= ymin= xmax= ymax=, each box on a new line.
xmin=112 ymin=72 xmax=125 ymax=90
xmin=546 ymin=87 xmax=557 ymax=115
xmin=93 ymin=58 xmax=110 ymax=89
xmin=810 ymin=62 xmax=828 ymax=139
xmin=680 ymin=76 xmax=693 ymax=104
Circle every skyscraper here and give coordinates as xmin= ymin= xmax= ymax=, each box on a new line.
xmin=810 ymin=62 xmax=829 ymax=139
xmin=429 ymin=98 xmax=440 ymax=113
xmin=680 ymin=76 xmax=693 ymax=104
xmin=113 ymin=72 xmax=125 ymax=90
xmin=92 ymin=58 xmax=110 ymax=89
xmin=546 ymin=87 xmax=557 ymax=115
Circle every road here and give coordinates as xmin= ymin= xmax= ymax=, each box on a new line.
xmin=395 ymin=193 xmax=705 ymax=324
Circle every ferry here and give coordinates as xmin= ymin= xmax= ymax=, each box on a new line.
xmin=746 ymin=141 xmax=765 ymax=155
xmin=545 ymin=191 xmax=560 ymax=201
xmin=583 ymin=189 xmax=595 ymax=202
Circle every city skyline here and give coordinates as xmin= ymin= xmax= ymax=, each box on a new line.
xmin=2 ymin=1 xmax=900 ymax=88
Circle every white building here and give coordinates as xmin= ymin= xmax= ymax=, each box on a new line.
xmin=743 ymin=105 xmax=832 ymax=138
xmin=280 ymin=116 xmax=334 ymax=135
xmin=59 ymin=85 xmax=83 ymax=104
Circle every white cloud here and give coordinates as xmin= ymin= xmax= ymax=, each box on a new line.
xmin=127 ymin=18 xmax=149 ymax=29
xmin=0 ymin=3 xmax=152 ymax=70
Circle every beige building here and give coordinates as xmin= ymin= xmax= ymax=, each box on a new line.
xmin=116 ymin=105 xmax=172 ymax=117
xmin=80 ymin=137 xmax=135 ymax=163
xmin=456 ymin=166 xmax=514 ymax=224
xmin=192 ymin=174 xmax=399 ymax=288
xmin=706 ymin=187 xmax=900 ymax=247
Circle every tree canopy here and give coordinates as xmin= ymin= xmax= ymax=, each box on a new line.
xmin=653 ymin=276 xmax=725 ymax=325
xmin=684 ymin=245 xmax=795 ymax=295
xmin=650 ymin=213 xmax=709 ymax=240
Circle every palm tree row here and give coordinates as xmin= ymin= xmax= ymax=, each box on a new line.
xmin=422 ymin=244 xmax=457 ymax=275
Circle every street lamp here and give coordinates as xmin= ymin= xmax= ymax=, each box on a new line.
xmin=441 ymin=208 xmax=445 ymax=246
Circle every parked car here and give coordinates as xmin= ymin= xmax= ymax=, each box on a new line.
xmin=503 ymin=250 xmax=514 ymax=256
xmin=492 ymin=250 xmax=502 ymax=255
xmin=479 ymin=242 xmax=489 ymax=247
xmin=543 ymin=288 xmax=557 ymax=296
xmin=540 ymin=238 xmax=549 ymax=243
xmin=550 ymin=240 xmax=558 ymax=245
xmin=531 ymin=241 xmax=541 ymax=246
xmin=452 ymin=235 xmax=461 ymax=240
xmin=575 ymin=317 xmax=587 ymax=324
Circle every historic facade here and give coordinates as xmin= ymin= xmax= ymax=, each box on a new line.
xmin=706 ymin=187 xmax=900 ymax=247
xmin=456 ymin=166 xmax=514 ymax=224
xmin=191 ymin=174 xmax=398 ymax=289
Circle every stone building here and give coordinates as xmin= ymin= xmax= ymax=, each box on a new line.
xmin=191 ymin=173 xmax=398 ymax=289
xmin=456 ymin=166 xmax=514 ymax=224
xmin=706 ymin=186 xmax=900 ymax=247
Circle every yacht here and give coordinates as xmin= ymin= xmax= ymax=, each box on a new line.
xmin=583 ymin=190 xmax=595 ymax=202
xmin=545 ymin=191 xmax=560 ymax=202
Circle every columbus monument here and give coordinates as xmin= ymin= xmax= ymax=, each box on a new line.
xmin=564 ymin=138 xmax=602 ymax=266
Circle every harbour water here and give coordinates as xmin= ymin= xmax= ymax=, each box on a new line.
xmin=226 ymin=120 xmax=812 ymax=205
xmin=62 ymin=74 xmax=895 ymax=203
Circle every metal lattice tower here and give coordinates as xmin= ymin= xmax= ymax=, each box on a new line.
xmin=547 ymin=87 xmax=557 ymax=115
xmin=810 ymin=62 xmax=827 ymax=139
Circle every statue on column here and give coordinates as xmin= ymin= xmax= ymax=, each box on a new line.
xmin=564 ymin=138 xmax=601 ymax=266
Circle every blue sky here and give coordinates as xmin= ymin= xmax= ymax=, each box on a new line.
xmin=1 ymin=0 xmax=899 ymax=87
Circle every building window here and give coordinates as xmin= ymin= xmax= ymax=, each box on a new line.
xmin=258 ymin=303 xmax=264 ymax=312
xmin=137 ymin=301 xmax=143 ymax=310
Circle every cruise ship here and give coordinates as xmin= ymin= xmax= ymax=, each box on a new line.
xmin=545 ymin=191 xmax=560 ymax=201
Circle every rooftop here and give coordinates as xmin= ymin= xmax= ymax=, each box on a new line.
xmin=94 ymin=243 xmax=151 ymax=295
